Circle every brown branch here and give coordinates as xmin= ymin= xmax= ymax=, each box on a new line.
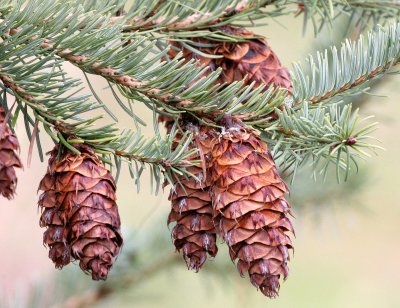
xmin=37 ymin=37 xmax=234 ymax=126
xmin=7 ymin=0 xmax=271 ymax=36
xmin=307 ymin=60 xmax=400 ymax=105
xmin=0 ymin=72 xmax=85 ymax=132
xmin=111 ymin=0 xmax=272 ymax=31
xmin=0 ymin=74 xmax=41 ymax=106
xmin=59 ymin=253 xmax=178 ymax=308
xmin=0 ymin=73 xmax=194 ymax=168
xmin=37 ymin=38 xmax=196 ymax=109
xmin=3 ymin=0 xmax=280 ymax=39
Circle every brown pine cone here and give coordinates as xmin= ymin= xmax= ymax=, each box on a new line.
xmin=168 ymin=26 xmax=292 ymax=91
xmin=38 ymin=144 xmax=123 ymax=280
xmin=167 ymin=124 xmax=219 ymax=271
xmin=210 ymin=119 xmax=294 ymax=298
xmin=0 ymin=106 xmax=22 ymax=199
xmin=158 ymin=114 xmax=175 ymax=132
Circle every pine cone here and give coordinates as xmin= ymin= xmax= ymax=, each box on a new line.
xmin=0 ymin=107 xmax=22 ymax=199
xmin=168 ymin=26 xmax=292 ymax=91
xmin=38 ymin=144 xmax=123 ymax=280
xmin=167 ymin=124 xmax=219 ymax=271
xmin=158 ymin=114 xmax=175 ymax=132
xmin=210 ymin=119 xmax=294 ymax=298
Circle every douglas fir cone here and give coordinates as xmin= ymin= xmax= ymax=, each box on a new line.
xmin=211 ymin=119 xmax=294 ymax=298
xmin=0 ymin=106 xmax=22 ymax=200
xmin=167 ymin=124 xmax=219 ymax=271
xmin=168 ymin=26 xmax=292 ymax=91
xmin=38 ymin=144 xmax=123 ymax=280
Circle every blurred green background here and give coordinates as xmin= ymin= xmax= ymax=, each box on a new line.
xmin=1 ymin=14 xmax=400 ymax=308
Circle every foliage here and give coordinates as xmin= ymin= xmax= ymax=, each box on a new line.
xmin=0 ymin=0 xmax=398 ymax=188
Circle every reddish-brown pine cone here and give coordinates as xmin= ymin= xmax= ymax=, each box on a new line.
xmin=38 ymin=144 xmax=123 ymax=280
xmin=168 ymin=26 xmax=292 ymax=91
xmin=167 ymin=124 xmax=219 ymax=271
xmin=210 ymin=120 xmax=294 ymax=298
xmin=158 ymin=114 xmax=175 ymax=132
xmin=0 ymin=106 xmax=22 ymax=200
xmin=160 ymin=25 xmax=292 ymax=158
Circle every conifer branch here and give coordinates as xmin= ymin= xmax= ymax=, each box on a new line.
xmin=291 ymin=22 xmax=400 ymax=106
xmin=115 ymin=0 xmax=272 ymax=31
xmin=2 ymin=5 xmax=286 ymax=125
xmin=0 ymin=47 xmax=196 ymax=191
xmin=61 ymin=253 xmax=178 ymax=308
xmin=1 ymin=0 xmax=397 ymax=183
xmin=263 ymin=103 xmax=381 ymax=181
xmin=0 ymin=72 xmax=196 ymax=186
xmin=4 ymin=0 xmax=279 ymax=41
xmin=285 ymin=0 xmax=400 ymax=33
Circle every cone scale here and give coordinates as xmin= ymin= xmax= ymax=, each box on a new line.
xmin=38 ymin=144 xmax=123 ymax=280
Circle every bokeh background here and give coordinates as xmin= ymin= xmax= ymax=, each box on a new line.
xmin=1 ymin=13 xmax=400 ymax=308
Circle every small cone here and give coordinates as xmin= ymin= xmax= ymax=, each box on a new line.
xmin=0 ymin=106 xmax=22 ymax=199
xmin=38 ymin=144 xmax=123 ymax=280
xmin=210 ymin=118 xmax=294 ymax=298
xmin=167 ymin=124 xmax=219 ymax=271
xmin=168 ymin=26 xmax=292 ymax=91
